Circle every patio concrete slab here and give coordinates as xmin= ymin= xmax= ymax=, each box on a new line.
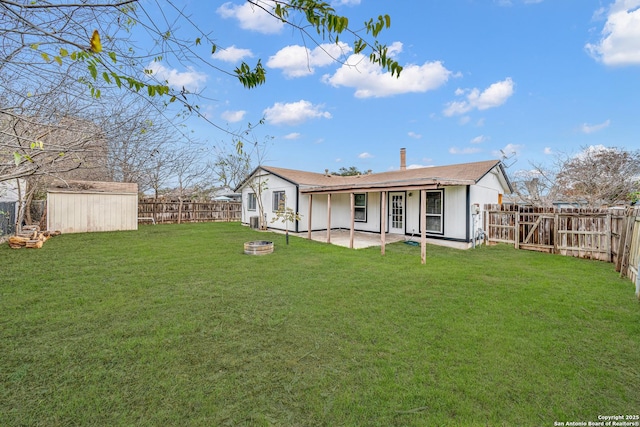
xmin=297 ymin=230 xmax=407 ymax=249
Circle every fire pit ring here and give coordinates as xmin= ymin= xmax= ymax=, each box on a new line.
xmin=244 ymin=240 xmax=274 ymax=255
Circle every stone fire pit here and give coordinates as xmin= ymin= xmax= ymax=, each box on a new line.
xmin=244 ymin=240 xmax=274 ymax=255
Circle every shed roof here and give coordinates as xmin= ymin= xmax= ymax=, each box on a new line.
xmin=243 ymin=159 xmax=511 ymax=194
xmin=48 ymin=180 xmax=138 ymax=194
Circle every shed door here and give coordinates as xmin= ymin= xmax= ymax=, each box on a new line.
xmin=389 ymin=192 xmax=405 ymax=234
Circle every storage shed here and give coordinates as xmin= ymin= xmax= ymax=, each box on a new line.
xmin=47 ymin=180 xmax=138 ymax=234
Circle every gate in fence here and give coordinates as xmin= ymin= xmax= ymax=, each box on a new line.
xmin=484 ymin=204 xmax=633 ymax=264
xmin=619 ymin=213 xmax=640 ymax=286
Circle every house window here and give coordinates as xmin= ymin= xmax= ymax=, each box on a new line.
xmin=247 ymin=193 xmax=256 ymax=211
xmin=272 ymin=191 xmax=286 ymax=211
xmin=354 ymin=193 xmax=367 ymax=222
xmin=425 ymin=191 xmax=443 ymax=233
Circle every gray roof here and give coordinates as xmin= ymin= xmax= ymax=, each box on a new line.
xmin=248 ymin=160 xmax=512 ymax=194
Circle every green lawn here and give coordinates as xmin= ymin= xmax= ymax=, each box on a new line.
xmin=1 ymin=222 xmax=638 ymax=426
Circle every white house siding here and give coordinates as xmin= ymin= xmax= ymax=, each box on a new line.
xmin=469 ymin=171 xmax=506 ymax=236
xmin=358 ymin=192 xmax=381 ymax=232
xmin=405 ymin=187 xmax=467 ymax=240
xmin=297 ymin=193 xmax=329 ymax=232
xmin=245 ymin=184 xmax=383 ymax=233
xmin=239 ymin=163 xmax=511 ymax=247
xmin=406 ymin=191 xmax=420 ymax=235
xmin=0 ymin=180 xmax=25 ymax=202
xmin=443 ymin=186 xmax=468 ymax=240
xmin=324 ymin=192 xmax=381 ymax=232
xmin=241 ymin=172 xmax=300 ymax=231
xmin=47 ymin=191 xmax=138 ymax=233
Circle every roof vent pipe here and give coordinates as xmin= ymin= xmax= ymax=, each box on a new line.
xmin=400 ymin=148 xmax=406 ymax=170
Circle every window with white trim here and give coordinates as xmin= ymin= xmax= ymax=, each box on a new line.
xmin=272 ymin=191 xmax=286 ymax=212
xmin=354 ymin=193 xmax=367 ymax=222
xmin=247 ymin=193 xmax=256 ymax=211
xmin=425 ymin=191 xmax=443 ymax=233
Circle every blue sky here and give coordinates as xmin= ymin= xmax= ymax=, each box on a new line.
xmin=145 ymin=0 xmax=640 ymax=175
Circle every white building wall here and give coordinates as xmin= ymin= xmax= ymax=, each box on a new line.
xmin=241 ymin=170 xmax=386 ymax=233
xmin=405 ymin=191 xmax=419 ymax=235
xmin=443 ymin=186 xmax=468 ymax=240
xmin=326 ymin=192 xmax=381 ymax=232
xmin=239 ymin=165 xmax=509 ymax=240
xmin=297 ymin=193 xmax=329 ymax=232
xmin=240 ymin=171 xmax=299 ymax=230
xmin=358 ymin=192 xmax=381 ymax=232
xmin=0 ymin=180 xmax=25 ymax=202
xmin=405 ymin=187 xmax=468 ymax=240
xmin=47 ymin=191 xmax=138 ymax=233
xmin=469 ymin=171 xmax=507 ymax=236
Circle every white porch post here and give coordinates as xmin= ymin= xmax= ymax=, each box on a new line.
xmin=381 ymin=191 xmax=387 ymax=255
xmin=307 ymin=194 xmax=312 ymax=240
xmin=420 ymin=189 xmax=427 ymax=264
xmin=326 ymin=193 xmax=332 ymax=244
xmin=349 ymin=192 xmax=355 ymax=249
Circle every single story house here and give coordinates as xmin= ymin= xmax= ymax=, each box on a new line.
xmin=236 ymin=149 xmax=513 ymax=254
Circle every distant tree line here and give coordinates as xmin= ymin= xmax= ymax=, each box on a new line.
xmin=511 ymin=146 xmax=640 ymax=207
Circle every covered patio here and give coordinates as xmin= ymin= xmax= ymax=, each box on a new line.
xmin=300 ymin=229 xmax=408 ymax=249
xmin=303 ymin=188 xmax=438 ymax=263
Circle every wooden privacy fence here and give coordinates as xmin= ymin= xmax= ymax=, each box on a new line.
xmin=618 ymin=208 xmax=640 ymax=286
xmin=138 ymin=199 xmax=241 ymax=224
xmin=484 ymin=204 xmax=640 ymax=284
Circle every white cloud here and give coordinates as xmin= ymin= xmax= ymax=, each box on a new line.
xmin=263 ymin=100 xmax=332 ymax=126
xmin=333 ymin=0 xmax=361 ymax=5
xmin=586 ymin=0 xmax=640 ymax=66
xmin=221 ymin=110 xmax=246 ymax=122
xmin=213 ymin=45 xmax=254 ymax=63
xmin=581 ymin=119 xmax=611 ymax=134
xmin=444 ymin=78 xmax=515 ymax=116
xmin=458 ymin=116 xmax=471 ymax=125
xmin=408 ymin=131 xmax=422 ymax=139
xmin=471 ymin=135 xmax=488 ymax=144
xmin=267 ymin=42 xmax=352 ymax=78
xmin=449 ymin=147 xmax=482 ymax=155
xmin=322 ymin=42 xmax=452 ymax=98
xmin=544 ymin=147 xmax=553 ymax=155
xmin=217 ymin=1 xmax=283 ymax=34
xmin=146 ymin=63 xmax=207 ymax=92
xmin=576 ymin=144 xmax=609 ymax=159
xmin=283 ymin=132 xmax=301 ymax=140
xmin=358 ymin=152 xmax=373 ymax=159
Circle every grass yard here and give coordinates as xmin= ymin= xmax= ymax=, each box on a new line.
xmin=1 ymin=222 xmax=639 ymax=426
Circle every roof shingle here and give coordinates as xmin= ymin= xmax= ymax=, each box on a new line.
xmin=260 ymin=160 xmax=505 ymax=193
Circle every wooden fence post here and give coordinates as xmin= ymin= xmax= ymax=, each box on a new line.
xmin=606 ymin=211 xmax=612 ymax=263
xmin=619 ymin=207 xmax=635 ymax=278
xmin=514 ymin=205 xmax=520 ymax=250
xmin=616 ymin=210 xmax=630 ymax=272
xmin=553 ymin=212 xmax=559 ymax=254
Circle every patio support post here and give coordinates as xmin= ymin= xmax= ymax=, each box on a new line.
xmin=326 ymin=193 xmax=332 ymax=244
xmin=381 ymin=191 xmax=387 ymax=255
xmin=307 ymin=194 xmax=312 ymax=240
xmin=420 ymin=189 xmax=427 ymax=264
xmin=349 ymin=192 xmax=355 ymax=249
